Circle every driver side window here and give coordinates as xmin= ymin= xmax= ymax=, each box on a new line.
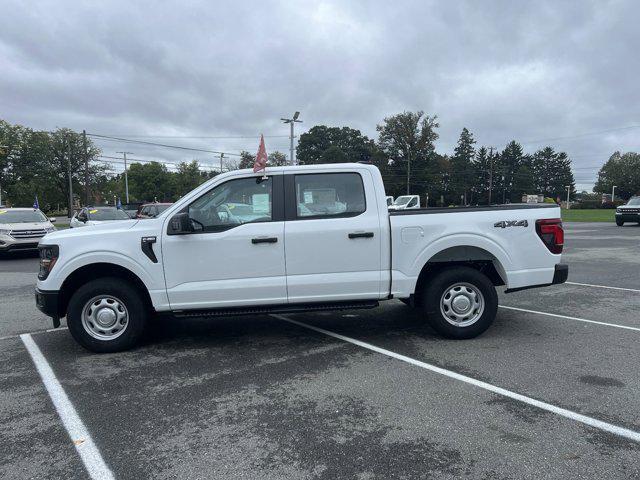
xmin=188 ymin=177 xmax=273 ymax=232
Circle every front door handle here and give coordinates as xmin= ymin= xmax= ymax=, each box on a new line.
xmin=251 ymin=237 xmax=278 ymax=244
xmin=348 ymin=232 xmax=374 ymax=239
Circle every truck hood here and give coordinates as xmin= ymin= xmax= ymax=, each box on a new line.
xmin=44 ymin=219 xmax=140 ymax=242
xmin=617 ymin=205 xmax=640 ymax=210
xmin=0 ymin=221 xmax=54 ymax=230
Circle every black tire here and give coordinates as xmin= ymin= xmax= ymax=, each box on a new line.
xmin=616 ymin=218 xmax=624 ymax=226
xmin=421 ymin=266 xmax=498 ymax=339
xmin=67 ymin=277 xmax=148 ymax=353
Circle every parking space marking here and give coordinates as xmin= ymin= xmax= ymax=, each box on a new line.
xmin=272 ymin=314 xmax=640 ymax=443
xmin=0 ymin=327 xmax=68 ymax=342
xmin=20 ymin=334 xmax=115 ymax=480
xmin=566 ymin=281 xmax=640 ymax=293
xmin=499 ymin=305 xmax=640 ymax=332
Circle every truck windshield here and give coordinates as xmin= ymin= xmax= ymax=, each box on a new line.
xmin=626 ymin=198 xmax=640 ymax=206
xmin=393 ymin=196 xmax=412 ymax=206
xmin=0 ymin=209 xmax=47 ymax=223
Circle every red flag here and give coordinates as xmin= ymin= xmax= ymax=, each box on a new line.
xmin=253 ymin=134 xmax=268 ymax=173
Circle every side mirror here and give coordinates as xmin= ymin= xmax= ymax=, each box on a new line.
xmin=168 ymin=212 xmax=194 ymax=235
xmin=49 ymin=217 xmax=57 ymax=223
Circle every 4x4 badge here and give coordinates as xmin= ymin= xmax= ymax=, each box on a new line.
xmin=494 ymin=220 xmax=528 ymax=228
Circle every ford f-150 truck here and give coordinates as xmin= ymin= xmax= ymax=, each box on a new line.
xmin=35 ymin=163 xmax=567 ymax=352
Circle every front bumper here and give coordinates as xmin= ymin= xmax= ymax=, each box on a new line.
xmin=35 ymin=288 xmax=62 ymax=326
xmin=0 ymin=237 xmax=41 ymax=251
xmin=505 ymin=263 xmax=569 ymax=293
xmin=615 ymin=211 xmax=640 ymax=222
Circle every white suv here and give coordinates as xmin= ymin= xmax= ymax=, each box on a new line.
xmin=0 ymin=208 xmax=56 ymax=253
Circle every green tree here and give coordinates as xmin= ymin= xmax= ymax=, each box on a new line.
xmin=376 ymin=111 xmax=439 ymax=197
xmin=594 ymin=151 xmax=640 ymax=199
xmin=126 ymin=162 xmax=174 ymax=202
xmin=499 ymin=141 xmax=525 ymax=203
xmin=174 ymin=160 xmax=203 ymax=196
xmin=531 ymin=147 xmax=575 ymax=200
xmin=297 ymin=125 xmax=376 ymax=165
xmin=238 ymin=151 xmax=255 ymax=169
xmin=450 ymin=127 xmax=476 ymax=204
xmin=268 ymin=151 xmax=288 ymax=166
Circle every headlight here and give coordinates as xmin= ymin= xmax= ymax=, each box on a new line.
xmin=38 ymin=245 xmax=59 ymax=280
xmin=0 ymin=228 xmax=10 ymax=236
xmin=45 ymin=226 xmax=56 ymax=233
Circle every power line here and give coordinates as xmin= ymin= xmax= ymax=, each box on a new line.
xmin=86 ymin=133 xmax=243 ymax=157
xmin=92 ymin=134 xmax=290 ymax=139
xmin=519 ymin=125 xmax=640 ymax=145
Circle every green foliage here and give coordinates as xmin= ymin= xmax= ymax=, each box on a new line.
xmin=594 ymin=151 xmax=640 ymax=200
xmin=298 ymin=125 xmax=377 ymax=165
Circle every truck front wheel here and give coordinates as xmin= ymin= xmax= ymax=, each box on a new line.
xmin=67 ymin=277 xmax=148 ymax=353
xmin=421 ymin=267 xmax=498 ymax=339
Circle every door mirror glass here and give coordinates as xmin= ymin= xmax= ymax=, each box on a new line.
xmin=168 ymin=212 xmax=194 ymax=235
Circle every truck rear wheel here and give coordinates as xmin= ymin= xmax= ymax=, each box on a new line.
xmin=67 ymin=277 xmax=148 ymax=353
xmin=421 ymin=267 xmax=498 ymax=339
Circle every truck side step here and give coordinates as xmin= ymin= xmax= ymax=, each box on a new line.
xmin=172 ymin=300 xmax=380 ymax=318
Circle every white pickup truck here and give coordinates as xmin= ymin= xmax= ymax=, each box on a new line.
xmin=35 ymin=163 xmax=567 ymax=352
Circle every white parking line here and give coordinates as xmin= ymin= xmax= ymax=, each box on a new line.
xmin=20 ymin=334 xmax=115 ymax=480
xmin=272 ymin=314 xmax=640 ymax=443
xmin=566 ymin=281 xmax=640 ymax=293
xmin=499 ymin=305 xmax=640 ymax=332
xmin=0 ymin=327 xmax=68 ymax=342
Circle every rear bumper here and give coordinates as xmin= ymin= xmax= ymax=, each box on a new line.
xmin=35 ymin=288 xmax=62 ymax=323
xmin=505 ymin=264 xmax=568 ymax=293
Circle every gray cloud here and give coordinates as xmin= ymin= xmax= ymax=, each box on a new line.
xmin=1 ymin=0 xmax=638 ymax=189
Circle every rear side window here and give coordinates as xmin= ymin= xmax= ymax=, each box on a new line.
xmin=294 ymin=173 xmax=365 ymax=219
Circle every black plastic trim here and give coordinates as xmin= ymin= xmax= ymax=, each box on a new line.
xmin=390 ymin=203 xmax=559 ymax=216
xmin=35 ymin=288 xmax=61 ymax=321
xmin=141 ymin=236 xmax=158 ymax=263
xmin=171 ymin=300 xmax=379 ymax=318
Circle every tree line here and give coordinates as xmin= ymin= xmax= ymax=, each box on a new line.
xmin=297 ymin=112 xmax=577 ymax=205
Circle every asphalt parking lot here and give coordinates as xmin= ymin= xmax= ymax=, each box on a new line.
xmin=1 ymin=222 xmax=639 ymax=479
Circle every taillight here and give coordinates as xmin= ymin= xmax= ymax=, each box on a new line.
xmin=535 ymin=218 xmax=563 ymax=254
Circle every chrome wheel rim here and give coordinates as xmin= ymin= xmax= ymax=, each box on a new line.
xmin=440 ymin=282 xmax=484 ymax=327
xmin=81 ymin=295 xmax=129 ymax=340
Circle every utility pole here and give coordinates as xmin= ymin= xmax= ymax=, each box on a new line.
xmin=406 ymin=148 xmax=411 ymax=195
xmin=82 ymin=130 xmax=89 ymax=205
xmin=488 ymin=147 xmax=494 ymax=205
xmin=0 ymin=145 xmax=7 ymax=206
xmin=612 ymin=185 xmax=617 ymax=203
xmin=281 ymin=111 xmax=302 ymax=165
xmin=66 ymin=136 xmax=73 ymax=217
xmin=219 ymin=152 xmax=224 ymax=174
xmin=565 ymin=185 xmax=571 ymax=209
xmin=116 ymin=151 xmax=133 ymax=203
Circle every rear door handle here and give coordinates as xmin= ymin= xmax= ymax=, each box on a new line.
xmin=251 ymin=237 xmax=278 ymax=244
xmin=348 ymin=232 xmax=374 ymax=239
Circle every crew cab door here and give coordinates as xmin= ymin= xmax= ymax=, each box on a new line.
xmin=283 ymin=171 xmax=382 ymax=302
xmin=161 ymin=175 xmax=286 ymax=310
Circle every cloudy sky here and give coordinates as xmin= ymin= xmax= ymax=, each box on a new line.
xmin=1 ymin=0 xmax=638 ymax=190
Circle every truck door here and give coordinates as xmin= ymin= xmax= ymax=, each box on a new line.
xmin=161 ymin=174 xmax=287 ymax=310
xmin=283 ymin=171 xmax=382 ymax=302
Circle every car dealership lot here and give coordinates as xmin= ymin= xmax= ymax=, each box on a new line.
xmin=1 ymin=222 xmax=639 ymax=479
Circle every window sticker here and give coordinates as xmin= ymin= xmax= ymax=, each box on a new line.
xmin=89 ymin=209 xmax=98 ymax=214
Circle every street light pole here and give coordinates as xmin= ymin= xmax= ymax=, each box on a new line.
xmin=219 ymin=152 xmax=224 ymax=174
xmin=281 ymin=111 xmax=302 ymax=165
xmin=116 ymin=151 xmax=133 ymax=203
xmin=0 ymin=145 xmax=7 ymax=206
xmin=612 ymin=185 xmax=617 ymax=203
xmin=565 ymin=185 xmax=571 ymax=209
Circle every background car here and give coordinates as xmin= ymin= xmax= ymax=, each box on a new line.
xmin=121 ymin=202 xmax=143 ymax=219
xmin=69 ymin=206 xmax=131 ymax=228
xmin=136 ymin=202 xmax=173 ymax=219
xmin=0 ymin=207 xmax=56 ymax=252
xmin=615 ymin=196 xmax=640 ymax=226
xmin=388 ymin=195 xmax=421 ymax=210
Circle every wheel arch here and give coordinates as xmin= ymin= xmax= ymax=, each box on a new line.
xmin=412 ymin=245 xmax=506 ymax=305
xmin=58 ymin=263 xmax=153 ymax=318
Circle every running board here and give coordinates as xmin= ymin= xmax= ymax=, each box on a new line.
xmin=172 ymin=300 xmax=380 ymax=318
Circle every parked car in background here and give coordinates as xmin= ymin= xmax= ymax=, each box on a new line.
xmin=69 ymin=206 xmax=131 ymax=228
xmin=615 ymin=196 xmax=640 ymax=226
xmin=386 ymin=196 xmax=394 ymax=207
xmin=136 ymin=203 xmax=173 ymax=219
xmin=388 ymin=195 xmax=420 ymax=210
xmin=121 ymin=202 xmax=143 ymax=219
xmin=0 ymin=207 xmax=56 ymax=252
